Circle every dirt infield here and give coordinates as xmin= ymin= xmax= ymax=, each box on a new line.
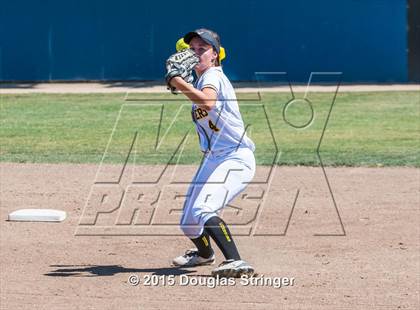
xmin=0 ymin=163 xmax=419 ymax=309
xmin=1 ymin=82 xmax=419 ymax=94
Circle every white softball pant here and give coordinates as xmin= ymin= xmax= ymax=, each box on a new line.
xmin=180 ymin=147 xmax=256 ymax=238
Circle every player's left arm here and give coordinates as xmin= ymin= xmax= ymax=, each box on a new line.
xmin=170 ymin=76 xmax=216 ymax=111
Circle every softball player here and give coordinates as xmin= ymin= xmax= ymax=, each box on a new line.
xmin=168 ymin=29 xmax=256 ymax=278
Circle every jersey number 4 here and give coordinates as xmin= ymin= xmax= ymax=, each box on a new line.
xmin=208 ymin=120 xmax=220 ymax=132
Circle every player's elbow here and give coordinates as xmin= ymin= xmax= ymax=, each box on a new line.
xmin=194 ymin=96 xmax=216 ymax=110
xmin=201 ymin=100 xmax=216 ymax=111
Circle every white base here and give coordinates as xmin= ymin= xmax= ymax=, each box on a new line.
xmin=7 ymin=209 xmax=66 ymax=222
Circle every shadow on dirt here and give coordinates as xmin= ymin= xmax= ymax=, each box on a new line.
xmin=44 ymin=264 xmax=195 ymax=277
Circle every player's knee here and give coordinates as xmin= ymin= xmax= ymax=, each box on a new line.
xmin=191 ymin=203 xmax=217 ymax=219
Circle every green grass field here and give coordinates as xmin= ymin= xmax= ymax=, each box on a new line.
xmin=1 ymin=91 xmax=419 ymax=166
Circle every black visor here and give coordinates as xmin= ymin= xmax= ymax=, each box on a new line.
xmin=184 ymin=29 xmax=220 ymax=54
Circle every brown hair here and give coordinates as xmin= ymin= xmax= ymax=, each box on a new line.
xmin=213 ymin=48 xmax=220 ymax=66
